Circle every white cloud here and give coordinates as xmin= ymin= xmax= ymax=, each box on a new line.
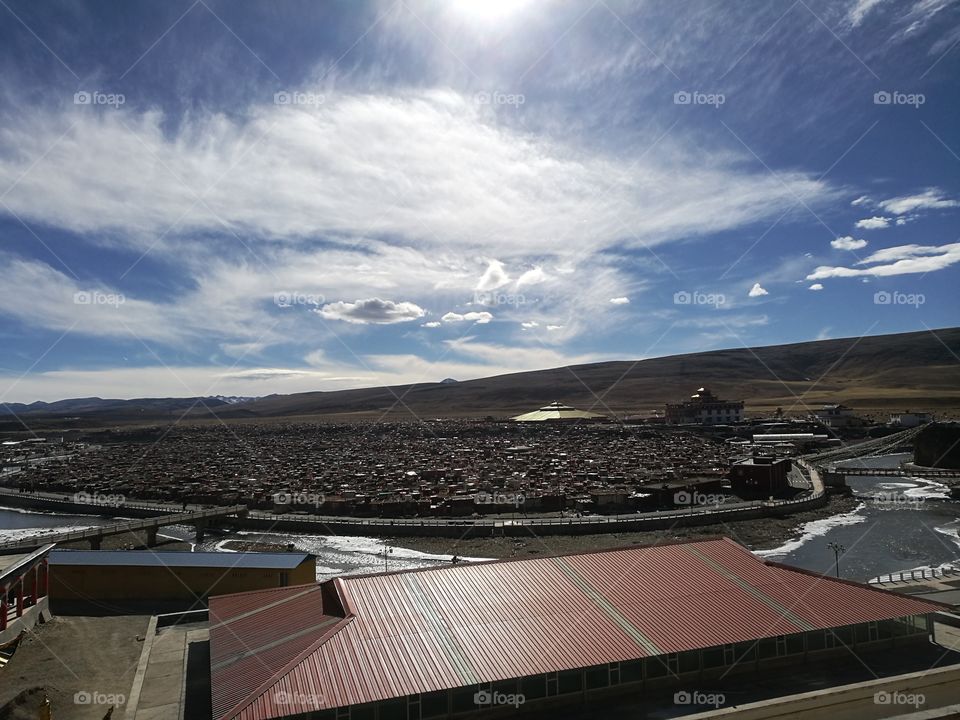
xmin=0 ymin=90 xmax=834 ymax=260
xmin=475 ymin=260 xmax=511 ymax=291
xmin=806 ymin=242 xmax=960 ymax=279
xmin=809 ymin=283 xmax=824 ymax=291
xmin=547 ymin=324 xmax=564 ymax=330
xmin=855 ymin=216 xmax=891 ymax=229
xmin=847 ymin=0 xmax=886 ymax=26
xmin=878 ymin=188 xmax=959 ymax=215
xmin=896 ymin=0 xmax=955 ymax=37
xmin=441 ymin=311 xmax=494 ymax=324
xmin=0 ymin=253 xmax=193 ymax=345
xmin=748 ymin=283 xmax=769 ymax=297
xmin=851 ymin=194 xmax=871 ymax=206
xmin=609 ymin=296 xmax=630 ymax=305
xmin=515 ymin=266 xmax=548 ymax=287
xmin=421 ymin=321 xmax=442 ymax=328
xmin=831 ymin=235 xmax=868 ymax=250
xmin=521 ymin=321 xmax=539 ymax=329
xmin=316 ymin=298 xmax=426 ymax=324
xmin=303 ymin=349 xmax=330 ymax=366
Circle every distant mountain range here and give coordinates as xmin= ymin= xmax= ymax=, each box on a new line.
xmin=2 ymin=328 xmax=958 ymax=427
xmin=0 ymin=395 xmax=255 ymax=419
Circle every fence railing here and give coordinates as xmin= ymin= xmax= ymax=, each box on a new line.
xmin=1 ymin=467 xmax=825 ymax=534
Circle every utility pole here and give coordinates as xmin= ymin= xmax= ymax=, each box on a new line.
xmin=827 ymin=542 xmax=845 ymax=578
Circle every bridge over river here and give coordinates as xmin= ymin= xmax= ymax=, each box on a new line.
xmin=0 ymin=504 xmax=248 ymax=551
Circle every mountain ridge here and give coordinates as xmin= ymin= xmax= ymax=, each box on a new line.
xmin=2 ymin=328 xmax=958 ymax=425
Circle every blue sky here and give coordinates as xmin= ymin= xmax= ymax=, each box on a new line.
xmin=0 ymin=0 xmax=958 ymax=402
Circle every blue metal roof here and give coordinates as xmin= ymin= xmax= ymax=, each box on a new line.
xmin=49 ymin=550 xmax=310 ymax=569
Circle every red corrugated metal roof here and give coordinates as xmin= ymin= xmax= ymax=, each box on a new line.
xmin=209 ymin=538 xmax=946 ymax=720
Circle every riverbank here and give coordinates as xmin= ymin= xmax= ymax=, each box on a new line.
xmin=388 ymin=493 xmax=860 ymax=559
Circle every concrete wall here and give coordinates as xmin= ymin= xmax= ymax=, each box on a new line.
xmin=0 ymin=597 xmax=50 ymax=646
xmin=681 ymin=663 xmax=960 ymax=720
xmin=49 ymin=559 xmax=316 ymax=602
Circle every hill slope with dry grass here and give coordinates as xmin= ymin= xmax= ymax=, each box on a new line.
xmin=214 ymin=327 xmax=960 ymax=420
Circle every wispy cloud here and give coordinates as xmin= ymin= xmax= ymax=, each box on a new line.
xmin=807 ymin=242 xmax=960 ymax=279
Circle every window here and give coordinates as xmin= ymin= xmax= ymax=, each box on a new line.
xmin=786 ymin=634 xmax=805 ymax=655
xmin=667 ymin=653 xmax=679 ymax=675
xmin=776 ymin=635 xmax=787 ymax=656
xmin=609 ymin=663 xmax=621 ymax=685
xmin=420 ymin=692 xmax=447 ymax=718
xmin=451 ymin=687 xmax=476 ymax=713
xmin=546 ymin=672 xmax=558 ymax=697
xmin=868 ymin=622 xmax=879 ymax=642
xmin=646 ymin=657 xmax=667 ymax=678
xmin=679 ymin=651 xmax=699 ymax=673
xmin=520 ymin=675 xmax=546 ymax=700
xmin=620 ymin=660 xmax=643 ymax=682
xmin=558 ymin=670 xmax=583 ymax=694
xmin=723 ymin=644 xmax=735 ymax=665
xmin=758 ymin=638 xmax=777 ymax=659
xmin=736 ymin=642 xmax=756 ymax=663
xmin=376 ymin=699 xmax=405 ymax=720
xmin=585 ymin=666 xmax=609 ymax=690
xmin=702 ymin=647 xmax=724 ymax=668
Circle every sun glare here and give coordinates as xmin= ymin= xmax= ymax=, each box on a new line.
xmin=453 ymin=0 xmax=530 ymax=21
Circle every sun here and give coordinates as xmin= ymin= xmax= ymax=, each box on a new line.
xmin=452 ymin=0 xmax=531 ymax=21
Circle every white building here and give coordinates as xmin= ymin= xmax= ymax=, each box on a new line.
xmin=889 ymin=411 xmax=932 ymax=428
xmin=813 ymin=404 xmax=856 ymax=429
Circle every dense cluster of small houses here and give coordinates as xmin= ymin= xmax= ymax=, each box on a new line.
xmin=0 ymin=422 xmax=737 ymax=517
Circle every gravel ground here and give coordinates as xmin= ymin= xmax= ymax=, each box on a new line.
xmin=0 ymin=615 xmax=150 ymax=720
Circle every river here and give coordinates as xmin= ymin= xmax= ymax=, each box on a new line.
xmin=757 ymin=453 xmax=960 ymax=581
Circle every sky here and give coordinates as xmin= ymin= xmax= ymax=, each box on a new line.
xmin=0 ymin=0 xmax=958 ymax=403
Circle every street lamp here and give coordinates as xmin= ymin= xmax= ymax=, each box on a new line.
xmin=827 ymin=542 xmax=845 ymax=578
